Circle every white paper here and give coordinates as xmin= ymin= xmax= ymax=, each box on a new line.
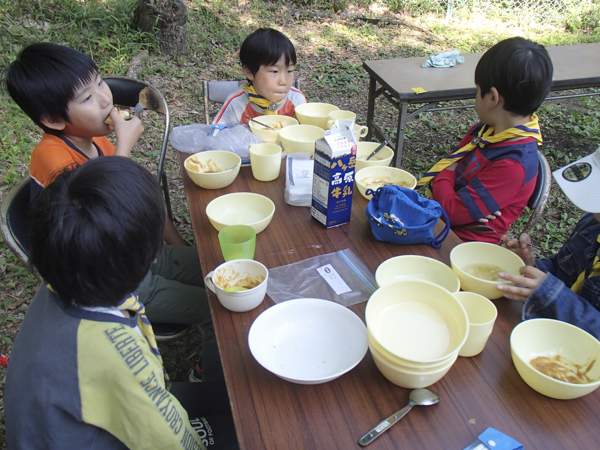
xmin=316 ymin=264 xmax=352 ymax=295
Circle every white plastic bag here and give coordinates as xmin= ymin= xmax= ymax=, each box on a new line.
xmin=169 ymin=123 xmax=261 ymax=161
xmin=284 ymin=152 xmax=314 ymax=207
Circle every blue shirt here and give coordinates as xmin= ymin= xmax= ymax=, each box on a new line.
xmin=523 ymin=213 xmax=600 ymax=339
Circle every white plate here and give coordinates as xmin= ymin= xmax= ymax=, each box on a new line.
xmin=248 ymin=298 xmax=368 ymax=384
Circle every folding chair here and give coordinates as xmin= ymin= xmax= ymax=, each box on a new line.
xmin=521 ymin=150 xmax=552 ymax=236
xmin=0 ymin=175 xmax=41 ymax=281
xmin=202 ymin=79 xmax=301 ymax=124
xmin=1 ymin=176 xmax=188 ymax=342
xmin=103 ymin=76 xmax=173 ymax=220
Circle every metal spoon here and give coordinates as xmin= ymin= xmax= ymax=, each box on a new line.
xmin=244 ymin=116 xmax=275 ymax=130
xmin=468 ymin=225 xmax=540 ymax=252
xmin=366 ymin=139 xmax=389 ymax=161
xmin=358 ymin=388 xmax=440 ymax=446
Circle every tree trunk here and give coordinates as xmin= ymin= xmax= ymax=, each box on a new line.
xmin=134 ymin=0 xmax=188 ymax=56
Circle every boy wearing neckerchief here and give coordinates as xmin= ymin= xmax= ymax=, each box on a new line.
xmin=498 ymin=146 xmax=600 ymax=340
xmin=212 ymin=28 xmax=306 ymax=126
xmin=416 ymin=37 xmax=553 ymax=243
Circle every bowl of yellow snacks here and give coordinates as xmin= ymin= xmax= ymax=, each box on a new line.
xmin=184 ymin=151 xmax=241 ymax=189
xmin=355 ymin=166 xmax=417 ymax=200
xmin=511 ymin=318 xmax=600 ymax=399
xmin=248 ymin=115 xmax=299 ymax=143
xmin=450 ymin=242 xmax=524 ymax=299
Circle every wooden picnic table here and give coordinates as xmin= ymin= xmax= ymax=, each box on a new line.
xmin=179 ymin=153 xmax=600 ymax=449
xmin=363 ymin=42 xmax=600 ymax=166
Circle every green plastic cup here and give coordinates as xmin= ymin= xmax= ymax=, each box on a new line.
xmin=218 ymin=225 xmax=256 ymax=261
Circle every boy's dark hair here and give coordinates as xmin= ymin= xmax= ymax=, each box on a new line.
xmin=2 ymin=42 xmax=98 ymax=133
xmin=240 ymin=28 xmax=297 ymax=77
xmin=29 ymin=157 xmax=166 ymax=308
xmin=475 ymin=37 xmax=553 ymax=116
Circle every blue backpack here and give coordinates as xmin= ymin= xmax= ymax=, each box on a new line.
xmin=365 ymin=185 xmax=450 ymax=248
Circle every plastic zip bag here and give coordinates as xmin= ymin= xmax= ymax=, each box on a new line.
xmin=266 ymin=249 xmax=377 ymax=307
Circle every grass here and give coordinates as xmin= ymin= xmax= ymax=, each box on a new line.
xmin=0 ymin=0 xmax=599 ymax=444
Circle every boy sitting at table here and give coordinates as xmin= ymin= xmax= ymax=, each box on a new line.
xmin=212 ymin=27 xmax=306 ymax=126
xmin=497 ymin=146 xmax=600 ymax=340
xmin=3 ymin=42 xmax=220 ymax=382
xmin=4 ymin=157 xmax=237 ymax=449
xmin=416 ymin=37 xmax=553 ymax=244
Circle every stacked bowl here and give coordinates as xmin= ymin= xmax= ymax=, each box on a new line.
xmin=365 ymin=279 xmax=469 ymax=389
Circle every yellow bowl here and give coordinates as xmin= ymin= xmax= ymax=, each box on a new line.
xmin=206 ymin=193 xmax=275 ymax=234
xmin=375 ymin=255 xmax=460 ymax=293
xmin=365 ymin=280 xmax=468 ymax=366
xmin=184 ymin=151 xmax=241 ymax=189
xmin=248 ymin=115 xmax=299 ymax=143
xmin=355 ymin=166 xmax=417 ymax=200
xmin=355 ymin=142 xmax=394 ymax=173
xmin=511 ymin=319 xmax=600 ymax=399
xmin=450 ymin=242 xmax=525 ymax=300
xmin=278 ymin=124 xmax=325 ymax=156
xmin=295 ymin=103 xmax=340 ymax=129
xmin=369 ymin=333 xmax=457 ymax=388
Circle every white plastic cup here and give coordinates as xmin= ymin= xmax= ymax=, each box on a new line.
xmin=453 ymin=291 xmax=498 ymax=357
xmin=249 ymin=143 xmax=282 ymax=182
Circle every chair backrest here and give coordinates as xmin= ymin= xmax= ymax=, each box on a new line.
xmin=103 ymin=76 xmax=172 ymax=219
xmin=521 ymin=150 xmax=552 ymax=235
xmin=0 ymin=175 xmax=41 ymax=281
xmin=203 ymin=79 xmax=301 ymax=124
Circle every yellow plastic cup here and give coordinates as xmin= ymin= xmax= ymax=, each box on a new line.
xmin=218 ymin=225 xmax=256 ymax=261
xmin=249 ymin=143 xmax=282 ymax=182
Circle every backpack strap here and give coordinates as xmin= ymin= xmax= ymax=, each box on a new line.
xmin=431 ymin=208 xmax=450 ymax=249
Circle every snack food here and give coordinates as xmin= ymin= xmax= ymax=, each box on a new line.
xmin=104 ymin=109 xmax=132 ymax=125
xmin=530 ymin=355 xmax=599 ymax=384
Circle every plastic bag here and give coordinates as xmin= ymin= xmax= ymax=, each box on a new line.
xmin=169 ymin=123 xmax=261 ymax=161
xmin=266 ymin=249 xmax=377 ymax=307
xmin=284 ymin=152 xmax=313 ymax=207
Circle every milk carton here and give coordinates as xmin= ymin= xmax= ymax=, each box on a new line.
xmin=311 ymin=125 xmax=357 ymax=228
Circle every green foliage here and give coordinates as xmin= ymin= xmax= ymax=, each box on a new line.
xmin=0 ymin=0 xmax=159 ymax=74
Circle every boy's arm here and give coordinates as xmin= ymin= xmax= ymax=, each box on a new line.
xmin=432 ymin=158 xmax=527 ymax=225
xmin=107 ymin=107 xmax=144 ymax=157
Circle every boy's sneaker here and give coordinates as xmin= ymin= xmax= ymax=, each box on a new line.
xmin=189 ymin=361 xmax=202 ymax=382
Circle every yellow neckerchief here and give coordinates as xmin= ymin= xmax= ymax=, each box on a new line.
xmin=117 ymin=292 xmax=171 ymax=389
xmin=571 ymin=235 xmax=600 ymax=294
xmin=244 ymin=83 xmax=282 ymax=115
xmin=416 ymin=114 xmax=542 ymax=198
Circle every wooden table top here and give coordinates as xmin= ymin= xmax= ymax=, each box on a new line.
xmin=178 ymin=153 xmax=600 ymax=449
xmin=363 ymin=42 xmax=600 ymax=104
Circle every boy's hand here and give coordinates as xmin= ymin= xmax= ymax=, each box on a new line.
xmin=107 ymin=107 xmax=144 ymax=158
xmin=496 ymin=266 xmax=546 ymax=302
xmin=501 ymin=233 xmax=536 ymax=266
xmin=477 ymin=211 xmax=501 ymax=223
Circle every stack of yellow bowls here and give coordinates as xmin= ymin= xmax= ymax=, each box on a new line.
xmin=365 ymin=279 xmax=469 ymax=389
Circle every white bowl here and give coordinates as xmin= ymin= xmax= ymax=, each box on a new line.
xmin=205 ymin=260 xmax=268 ymax=313
xmin=248 ymin=298 xmax=368 ymax=384
xmin=248 ymin=115 xmax=299 ymax=143
xmin=511 ymin=319 xmax=600 ymax=399
xmin=206 ymin=193 xmax=275 ymax=234
xmin=375 ymin=255 xmax=460 ymax=292
xmin=184 ymin=151 xmax=241 ymax=189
